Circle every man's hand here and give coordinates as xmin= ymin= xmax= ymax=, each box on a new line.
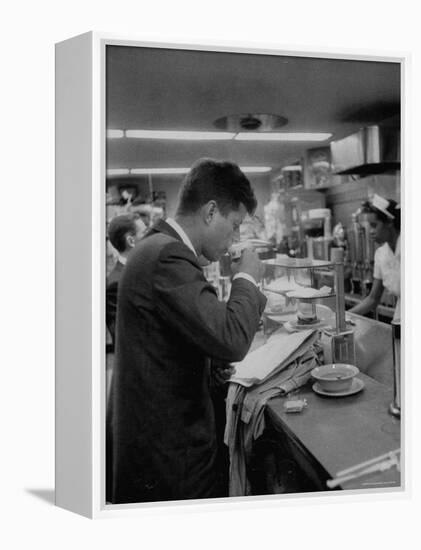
xmin=211 ymin=363 xmax=236 ymax=385
xmin=236 ymin=248 xmax=265 ymax=283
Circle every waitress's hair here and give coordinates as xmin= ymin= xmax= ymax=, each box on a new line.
xmin=176 ymin=158 xmax=257 ymax=217
xmin=360 ymin=198 xmax=401 ymax=232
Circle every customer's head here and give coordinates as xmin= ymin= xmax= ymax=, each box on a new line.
xmin=361 ymin=194 xmax=401 ymax=245
xmin=175 ymin=158 xmax=257 ymax=261
xmin=131 ymin=202 xmax=152 ymax=227
xmin=108 ymin=214 xmax=146 ymax=254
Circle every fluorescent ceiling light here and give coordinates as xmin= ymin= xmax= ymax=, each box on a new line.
xmin=107 ymin=168 xmax=130 ymax=176
xmin=235 ymin=132 xmax=332 ymax=141
xmin=131 ymin=168 xmax=190 ymax=175
xmin=107 ymin=129 xmax=124 ymax=138
xmin=130 ymin=166 xmax=271 ymax=175
xmin=108 ymin=129 xmax=332 ymax=142
xmin=125 ymin=130 xmax=235 ymax=140
xmin=282 ymin=165 xmax=302 ymax=171
xmin=240 ymin=166 xmax=272 ymax=173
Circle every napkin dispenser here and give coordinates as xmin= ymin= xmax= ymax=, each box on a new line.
xmin=321 ymin=328 xmax=356 ymax=366
xmin=321 ymin=260 xmax=357 ymax=366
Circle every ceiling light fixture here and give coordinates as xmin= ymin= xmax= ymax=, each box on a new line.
xmin=106 ymin=168 xmax=130 ymax=176
xmin=108 ymin=128 xmax=332 ymax=142
xmin=129 ymin=166 xmax=272 ymax=175
xmin=214 ymin=113 xmax=289 ymax=132
xmin=282 ymin=165 xmax=303 ymax=171
xmin=107 ymin=129 xmax=125 ymax=138
xmin=235 ymin=132 xmax=332 ymax=141
xmin=131 ymin=167 xmax=190 ymax=175
xmin=125 ymin=130 xmax=235 ymax=140
xmin=240 ymin=166 xmax=272 ymax=173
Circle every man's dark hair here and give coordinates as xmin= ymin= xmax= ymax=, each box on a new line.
xmin=361 ymin=199 xmax=401 ymax=232
xmin=176 ymin=158 xmax=257 ymax=217
xmin=108 ymin=214 xmax=137 ymax=253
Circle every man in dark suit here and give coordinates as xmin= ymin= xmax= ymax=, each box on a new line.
xmin=110 ymin=159 xmax=267 ymax=504
xmin=105 ymin=213 xmax=146 ymax=502
xmin=106 ymin=213 xmax=146 ymax=347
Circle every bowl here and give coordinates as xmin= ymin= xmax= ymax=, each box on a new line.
xmin=311 ymin=364 xmax=359 ymax=393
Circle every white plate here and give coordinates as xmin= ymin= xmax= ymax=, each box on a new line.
xmin=266 ymin=313 xmax=297 ymax=323
xmin=312 ymin=378 xmax=365 ymax=397
xmin=286 ymin=289 xmax=334 ymax=299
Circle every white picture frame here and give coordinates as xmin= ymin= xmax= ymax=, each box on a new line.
xmin=55 ymin=32 xmax=408 ymax=518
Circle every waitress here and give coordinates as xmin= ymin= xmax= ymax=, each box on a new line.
xmin=349 ymin=194 xmax=401 ymax=320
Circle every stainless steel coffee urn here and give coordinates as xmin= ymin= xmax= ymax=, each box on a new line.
xmin=389 ymin=319 xmax=401 ymax=417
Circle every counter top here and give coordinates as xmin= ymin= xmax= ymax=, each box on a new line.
xmin=247 ymin=312 xmax=400 ymax=492
xmin=347 ymin=312 xmax=393 ymax=386
xmin=266 ymin=372 xmax=401 ymax=491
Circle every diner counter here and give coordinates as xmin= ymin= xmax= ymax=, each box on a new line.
xmin=246 ymin=312 xmax=400 ymax=493
xmin=266 ymin=372 xmax=400 ymax=491
xmin=347 ymin=312 xmax=393 ymax=386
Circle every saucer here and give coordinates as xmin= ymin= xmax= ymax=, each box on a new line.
xmin=285 ymin=319 xmax=327 ymax=331
xmin=312 ymin=378 xmax=365 ymax=397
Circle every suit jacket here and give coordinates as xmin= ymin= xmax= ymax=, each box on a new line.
xmin=111 ymin=219 xmax=266 ymax=503
xmin=106 ymin=260 xmax=125 ymax=348
xmin=105 ymin=259 xmax=125 ymax=501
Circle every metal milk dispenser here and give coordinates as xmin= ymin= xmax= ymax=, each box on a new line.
xmin=329 ymin=248 xmax=356 ymax=366
xmin=330 ymin=327 xmax=356 ymax=366
xmin=389 ymin=319 xmax=401 ymax=417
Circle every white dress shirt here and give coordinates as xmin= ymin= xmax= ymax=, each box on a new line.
xmin=373 ymin=236 xmax=401 ymax=320
xmin=165 ymin=217 xmax=197 ymax=256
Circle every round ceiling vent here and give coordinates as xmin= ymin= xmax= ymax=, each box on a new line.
xmin=214 ymin=113 xmax=288 ymax=132
xmin=240 ymin=115 xmax=262 ymax=130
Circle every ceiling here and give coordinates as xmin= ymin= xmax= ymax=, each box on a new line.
xmin=105 ymin=45 xmax=400 ymax=179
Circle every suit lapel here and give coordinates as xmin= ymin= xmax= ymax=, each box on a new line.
xmin=116 ymin=260 xmax=125 ymax=272
xmin=145 ymin=219 xmax=183 ymax=242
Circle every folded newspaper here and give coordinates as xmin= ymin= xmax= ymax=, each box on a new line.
xmin=229 ymin=328 xmax=319 ymax=387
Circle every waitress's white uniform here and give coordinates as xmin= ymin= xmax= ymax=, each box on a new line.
xmin=373 ymin=236 xmax=401 ymax=320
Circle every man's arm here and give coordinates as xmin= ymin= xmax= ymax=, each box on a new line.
xmin=151 ymin=242 xmax=267 ymax=363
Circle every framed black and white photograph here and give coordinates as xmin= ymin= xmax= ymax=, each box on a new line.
xmin=55 ymin=32 xmax=408 ymax=520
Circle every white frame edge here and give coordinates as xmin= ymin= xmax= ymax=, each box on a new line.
xmin=55 ymin=32 xmax=410 ymax=519
xmin=55 ymin=31 xmax=94 ymax=518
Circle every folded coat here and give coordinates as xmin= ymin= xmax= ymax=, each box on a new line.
xmin=224 ymin=330 xmax=320 ymax=496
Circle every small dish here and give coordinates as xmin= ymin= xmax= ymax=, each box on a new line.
xmin=312 ymin=378 xmax=365 ymax=397
xmin=311 ymin=363 xmax=359 ymax=393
